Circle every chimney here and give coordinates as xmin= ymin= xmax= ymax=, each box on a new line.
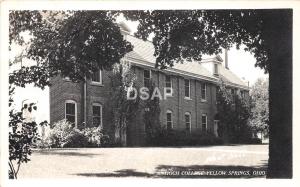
xmin=225 ymin=49 xmax=229 ymax=69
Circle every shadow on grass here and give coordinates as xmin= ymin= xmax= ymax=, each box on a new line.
xmin=73 ymin=161 xmax=268 ymax=178
xmin=34 ymin=150 xmax=100 ymax=157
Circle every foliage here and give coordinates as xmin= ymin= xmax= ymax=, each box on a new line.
xmin=9 ymin=10 xmax=133 ymax=89
xmin=216 ymin=80 xmax=251 ymax=143
xmin=249 ymin=78 xmax=269 ymax=138
xmin=146 ymin=127 xmax=223 ymax=147
xmin=108 ymin=63 xmax=140 ymax=146
xmin=82 ymin=127 xmax=110 ymax=147
xmin=9 ymin=85 xmax=48 ymax=179
xmin=47 ymin=120 xmax=110 ymax=148
xmin=143 ymin=80 xmax=161 ymax=143
xmin=121 ymin=10 xmax=268 ymax=71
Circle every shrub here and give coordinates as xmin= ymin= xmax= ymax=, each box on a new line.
xmin=43 ymin=120 xmax=110 ymax=148
xmin=82 ymin=127 xmax=110 ymax=147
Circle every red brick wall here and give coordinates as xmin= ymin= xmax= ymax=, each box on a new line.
xmin=49 ymin=65 xmax=219 ymax=146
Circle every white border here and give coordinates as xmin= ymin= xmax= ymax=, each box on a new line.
xmin=1 ymin=1 xmax=300 ymax=187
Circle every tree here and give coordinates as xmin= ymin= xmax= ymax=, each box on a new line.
xmin=107 ymin=63 xmax=140 ymax=146
xmin=10 ymin=10 xmax=133 ymax=89
xmin=8 ymin=85 xmax=48 ymax=179
xmin=216 ymin=81 xmax=251 ymax=143
xmin=249 ymin=78 xmax=269 ymax=139
xmin=122 ymin=10 xmax=292 ymax=178
xmin=143 ymin=81 xmax=161 ymax=144
xmin=8 ymin=10 xmax=134 ymax=177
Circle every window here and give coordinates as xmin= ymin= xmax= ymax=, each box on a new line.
xmin=185 ymin=112 xmax=191 ymax=132
xmin=202 ymin=114 xmax=207 ymax=132
xmin=214 ymin=120 xmax=219 ymax=137
xmin=92 ymin=70 xmax=102 ymax=84
xmin=184 ymin=79 xmax=190 ymax=98
xmin=65 ymin=100 xmax=77 ymax=127
xmin=92 ymin=103 xmax=102 ymax=127
xmin=144 ymin=69 xmax=151 ymax=87
xmin=213 ymin=63 xmax=218 ymax=75
xmin=165 ymin=75 xmax=172 ymax=96
xmin=201 ymin=83 xmax=207 ymax=101
xmin=231 ymin=88 xmax=235 ymax=95
xmin=166 ymin=110 xmax=173 ymax=130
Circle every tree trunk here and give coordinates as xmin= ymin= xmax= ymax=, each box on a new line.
xmin=266 ymin=10 xmax=292 ymax=178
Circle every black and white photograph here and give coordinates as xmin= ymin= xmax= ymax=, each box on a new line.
xmin=0 ymin=0 xmax=298 ymax=185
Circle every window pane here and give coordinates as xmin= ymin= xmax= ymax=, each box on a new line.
xmin=167 ymin=122 xmax=172 ymax=130
xmin=184 ymin=80 xmax=190 ymax=97
xmin=202 ymin=115 xmax=207 ymax=131
xmin=201 ymin=83 xmax=206 ymax=100
xmin=66 ymin=115 xmax=75 ymax=124
xmin=167 ymin=113 xmax=172 ymax=122
xmin=92 ymin=70 xmax=100 ymax=82
xmin=144 ymin=70 xmax=150 ymax=87
xmin=93 ymin=105 xmax=101 ymax=116
xmin=144 ymin=70 xmax=150 ymax=78
xmin=185 ymin=114 xmax=190 ymax=123
xmin=165 ymin=75 xmax=171 ymax=87
xmin=66 ymin=103 xmax=75 ymax=115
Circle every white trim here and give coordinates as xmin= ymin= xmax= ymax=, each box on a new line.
xmin=184 ymin=112 xmax=192 ymax=133
xmin=166 ymin=109 xmax=173 ymax=129
xmin=65 ymin=100 xmax=77 ymax=128
xmin=92 ymin=103 xmax=103 ymax=127
xmin=91 ymin=70 xmax=103 ymax=85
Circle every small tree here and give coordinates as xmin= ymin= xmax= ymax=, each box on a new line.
xmin=8 ymin=85 xmax=48 ymax=179
xmin=249 ymin=78 xmax=269 ymax=139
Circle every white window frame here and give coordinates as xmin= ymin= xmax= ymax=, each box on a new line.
xmin=91 ymin=70 xmax=103 ymax=85
xmin=201 ymin=83 xmax=207 ymax=101
xmin=143 ymin=69 xmax=151 ymax=87
xmin=92 ymin=103 xmax=103 ymax=127
xmin=65 ymin=100 xmax=77 ymax=128
xmin=184 ymin=79 xmax=191 ymax=99
xmin=201 ymin=114 xmax=207 ymax=132
xmin=185 ymin=112 xmax=192 ymax=133
xmin=165 ymin=75 xmax=173 ymax=96
xmin=166 ymin=110 xmax=173 ymax=130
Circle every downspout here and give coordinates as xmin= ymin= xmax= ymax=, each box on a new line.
xmin=84 ymin=75 xmax=87 ymax=128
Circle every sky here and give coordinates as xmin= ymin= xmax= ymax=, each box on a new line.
xmin=10 ymin=18 xmax=268 ymax=123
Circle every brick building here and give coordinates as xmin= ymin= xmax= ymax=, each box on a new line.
xmin=49 ymin=25 xmax=249 ymax=146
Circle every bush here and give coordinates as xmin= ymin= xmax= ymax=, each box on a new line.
xmin=82 ymin=127 xmax=110 ymax=147
xmin=41 ymin=120 xmax=110 ymax=148
xmin=146 ymin=127 xmax=223 ymax=147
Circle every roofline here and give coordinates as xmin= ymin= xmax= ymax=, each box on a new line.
xmin=123 ymin=56 xmax=219 ymax=83
xmin=221 ymin=81 xmax=249 ymax=90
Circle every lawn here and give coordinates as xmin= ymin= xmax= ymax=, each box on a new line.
xmin=18 ymin=144 xmax=268 ymax=178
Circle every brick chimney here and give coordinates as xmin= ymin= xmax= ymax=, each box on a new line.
xmin=225 ymin=49 xmax=229 ymax=69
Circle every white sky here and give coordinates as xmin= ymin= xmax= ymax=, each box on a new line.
xmin=11 ymin=18 xmax=268 ymax=123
